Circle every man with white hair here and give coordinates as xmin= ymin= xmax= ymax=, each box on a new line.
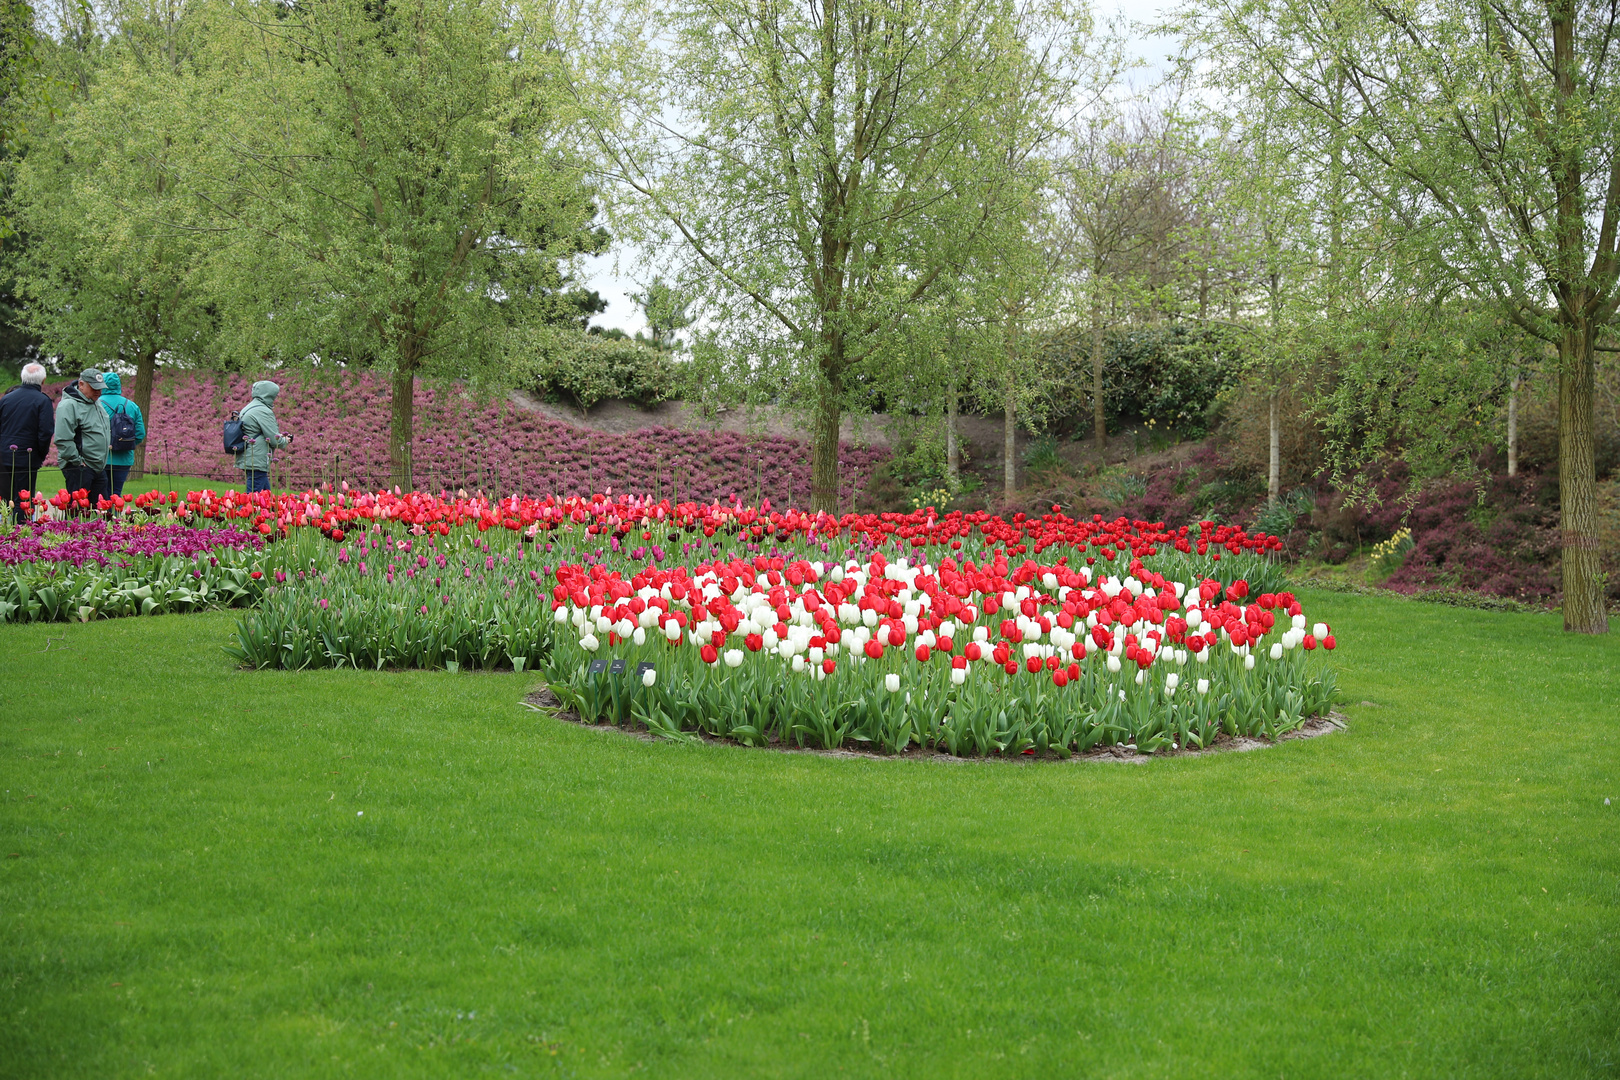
xmin=0 ymin=362 xmax=56 ymax=522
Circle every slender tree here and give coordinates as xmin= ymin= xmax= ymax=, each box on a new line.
xmin=192 ymin=0 xmax=601 ymax=489
xmin=1174 ymin=0 xmax=1616 ymax=631
xmin=569 ymin=0 xmax=1111 ymax=511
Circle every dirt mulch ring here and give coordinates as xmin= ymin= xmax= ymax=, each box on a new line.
xmin=521 ymin=686 xmax=1346 ymax=764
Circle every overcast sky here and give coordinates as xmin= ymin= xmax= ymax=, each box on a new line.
xmin=581 ymin=0 xmax=1179 ymax=337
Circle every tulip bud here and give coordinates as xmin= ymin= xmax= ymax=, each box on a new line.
xmin=1106 ymin=655 xmax=1121 ymax=674
xmin=642 ymin=668 xmax=657 ymax=688
xmin=885 ymin=673 xmax=901 ymax=693
xmin=1269 ymin=642 xmax=1283 ymax=661
xmin=1244 ymin=654 xmax=1255 ymax=670
xmin=1197 ymin=678 xmax=1209 ymax=695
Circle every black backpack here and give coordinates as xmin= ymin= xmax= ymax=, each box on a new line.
xmin=108 ymin=403 xmax=138 ymax=453
xmin=223 ymin=411 xmax=247 ymax=454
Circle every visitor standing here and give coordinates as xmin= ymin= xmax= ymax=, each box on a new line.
xmin=0 ymin=362 xmax=56 ymax=522
xmin=54 ymin=368 xmax=111 ymax=504
xmin=235 ymin=380 xmax=292 ymax=494
xmin=98 ymin=371 xmax=146 ymax=497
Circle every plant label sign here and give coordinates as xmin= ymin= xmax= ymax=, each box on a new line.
xmin=636 ymin=662 xmax=656 ymax=677
xmin=588 ymin=658 xmax=609 ymax=675
xmin=609 ymin=658 xmax=627 ymax=675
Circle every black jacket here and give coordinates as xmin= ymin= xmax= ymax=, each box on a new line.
xmin=0 ymin=382 xmax=55 ymax=460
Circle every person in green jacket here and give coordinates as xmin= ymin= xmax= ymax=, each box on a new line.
xmin=98 ymin=371 xmax=146 ymax=496
xmin=234 ymin=380 xmax=292 ymax=493
xmin=53 ymin=368 xmax=112 ymax=505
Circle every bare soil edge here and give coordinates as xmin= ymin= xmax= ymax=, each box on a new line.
xmin=521 ymin=685 xmax=1347 ymax=764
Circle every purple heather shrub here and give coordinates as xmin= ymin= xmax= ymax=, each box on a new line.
xmin=97 ymin=373 xmax=886 ymax=509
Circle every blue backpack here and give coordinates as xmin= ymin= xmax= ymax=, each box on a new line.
xmin=108 ymin=403 xmax=139 ymax=453
xmin=223 ymin=411 xmax=247 ymax=454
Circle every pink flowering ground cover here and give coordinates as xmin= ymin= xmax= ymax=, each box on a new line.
xmin=87 ymin=373 xmax=887 ymax=507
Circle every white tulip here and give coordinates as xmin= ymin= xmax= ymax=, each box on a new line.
xmin=762 ymin=629 xmax=780 ymax=650
xmin=1042 ymin=572 xmax=1058 ymax=589
xmin=580 ymin=634 xmax=600 ymax=652
xmin=664 ymin=621 xmax=682 ymax=642
xmin=1165 ymin=672 xmax=1180 ymax=690
xmin=808 ymin=646 xmax=824 ymax=664
xmin=1196 ymin=648 xmax=1210 ymax=663
xmin=632 ymin=627 xmax=646 ymax=646
xmin=1134 ymin=669 xmax=1145 ymax=685
xmin=791 ymin=655 xmax=806 ymax=673
xmin=973 ymin=626 xmax=989 ymax=643
xmin=1313 ymin=622 xmax=1329 ymax=639
xmin=1292 ymin=613 xmax=1307 ymax=630
xmin=950 ymin=667 xmax=966 ymax=686
xmin=862 ymin=608 xmax=878 ymax=628
xmin=1244 ymin=654 xmax=1255 ymax=670
xmin=885 ymin=673 xmax=901 ymax=693
xmin=1106 ymin=655 xmax=1122 ymax=674
xmin=641 ymin=668 xmax=657 ymax=688
xmin=1197 ymin=678 xmax=1210 ymax=695
xmin=1270 ymin=642 xmax=1283 ymax=661
xmin=554 ymin=606 xmax=568 ymax=624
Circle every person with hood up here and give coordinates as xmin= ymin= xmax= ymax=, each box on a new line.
xmin=98 ymin=371 xmax=146 ymax=496
xmin=1 ymin=362 xmax=56 ymax=522
xmin=54 ymin=368 xmax=112 ymax=504
xmin=235 ymin=380 xmax=292 ymax=493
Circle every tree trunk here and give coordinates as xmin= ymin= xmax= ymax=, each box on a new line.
xmin=1507 ymin=370 xmax=1519 ymax=477
xmin=809 ymin=361 xmax=842 ymax=512
xmin=945 ymin=377 xmax=959 ymax=491
xmin=1558 ymin=328 xmax=1608 ymax=633
xmin=131 ymin=350 xmax=157 ymax=478
xmin=1267 ymin=389 xmax=1281 ymax=506
xmin=1091 ymin=288 xmax=1107 ymax=459
xmin=390 ymin=365 xmax=416 ymax=491
xmin=1003 ymin=374 xmax=1016 ymax=503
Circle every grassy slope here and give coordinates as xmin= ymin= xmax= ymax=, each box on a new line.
xmin=0 ymin=592 xmax=1615 ymax=1079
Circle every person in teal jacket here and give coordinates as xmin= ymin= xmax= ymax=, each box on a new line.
xmin=98 ymin=372 xmax=146 ymax=496
xmin=234 ymin=380 xmax=292 ymax=493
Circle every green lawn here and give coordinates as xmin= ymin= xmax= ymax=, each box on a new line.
xmin=1 ymin=591 xmax=1616 ymax=1078
xmin=28 ymin=467 xmax=241 ymax=497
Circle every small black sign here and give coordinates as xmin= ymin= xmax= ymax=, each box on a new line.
xmin=636 ymin=661 xmax=656 ymax=677
xmin=609 ymin=658 xmax=628 ymax=675
xmin=588 ymin=658 xmax=608 ymax=674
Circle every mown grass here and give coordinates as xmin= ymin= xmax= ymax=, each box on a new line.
xmin=28 ymin=467 xmax=241 ymax=497
xmin=1 ymin=591 xmax=1616 ymax=1078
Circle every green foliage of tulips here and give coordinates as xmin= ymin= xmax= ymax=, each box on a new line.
xmin=223 ymin=532 xmax=555 ymax=672
xmin=547 ymin=632 xmax=1339 ymax=757
xmin=1 ymin=558 xmax=264 ymax=625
